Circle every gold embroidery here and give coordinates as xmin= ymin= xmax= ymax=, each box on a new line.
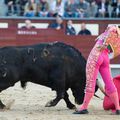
xmin=106 ymin=32 xmax=120 ymax=58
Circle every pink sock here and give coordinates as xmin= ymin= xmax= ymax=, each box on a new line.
xmin=79 ymin=92 xmax=94 ymax=110
xmin=109 ymin=92 xmax=120 ymax=110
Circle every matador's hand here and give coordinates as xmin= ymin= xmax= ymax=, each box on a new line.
xmin=97 ymin=44 xmax=107 ymax=51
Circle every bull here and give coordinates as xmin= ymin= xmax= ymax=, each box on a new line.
xmin=0 ymin=42 xmax=98 ymax=110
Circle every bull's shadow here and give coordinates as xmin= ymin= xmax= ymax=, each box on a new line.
xmin=0 ymin=42 xmax=98 ymax=110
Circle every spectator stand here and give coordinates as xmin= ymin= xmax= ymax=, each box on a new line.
xmin=0 ymin=17 xmax=120 ymax=65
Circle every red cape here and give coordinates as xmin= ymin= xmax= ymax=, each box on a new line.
xmin=103 ymin=75 xmax=120 ymax=110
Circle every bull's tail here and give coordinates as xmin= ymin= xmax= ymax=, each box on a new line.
xmin=20 ymin=81 xmax=27 ymax=90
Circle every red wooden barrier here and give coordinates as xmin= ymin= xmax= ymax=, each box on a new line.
xmin=0 ymin=28 xmax=119 ymax=64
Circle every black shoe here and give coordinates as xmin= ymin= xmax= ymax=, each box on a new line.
xmin=73 ymin=109 xmax=89 ymax=114
xmin=116 ymin=110 xmax=120 ymax=115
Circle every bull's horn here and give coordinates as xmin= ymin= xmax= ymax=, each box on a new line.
xmin=96 ymin=79 xmax=108 ymax=96
xmin=2 ymin=72 xmax=7 ymax=78
xmin=33 ymin=57 xmax=37 ymax=62
xmin=43 ymin=48 xmax=50 ymax=57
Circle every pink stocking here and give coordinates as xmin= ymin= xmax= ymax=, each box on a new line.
xmin=79 ymin=92 xmax=94 ymax=110
xmin=108 ymin=92 xmax=120 ymax=110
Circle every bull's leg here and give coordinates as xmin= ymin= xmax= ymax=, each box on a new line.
xmin=64 ymin=92 xmax=76 ymax=109
xmin=0 ymin=100 xmax=6 ymax=109
xmin=45 ymin=69 xmax=66 ymax=107
xmin=45 ymin=91 xmax=64 ymax=107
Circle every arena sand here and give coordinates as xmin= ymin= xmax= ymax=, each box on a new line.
xmin=0 ymin=82 xmax=120 ymax=120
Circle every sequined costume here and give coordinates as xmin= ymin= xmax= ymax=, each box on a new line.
xmin=74 ymin=25 xmax=120 ymax=114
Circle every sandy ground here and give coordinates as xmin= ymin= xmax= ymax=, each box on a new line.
xmin=0 ymin=82 xmax=120 ymax=120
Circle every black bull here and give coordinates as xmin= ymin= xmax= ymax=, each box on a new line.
xmin=0 ymin=42 xmax=98 ymax=109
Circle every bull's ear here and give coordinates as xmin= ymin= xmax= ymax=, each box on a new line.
xmin=2 ymin=56 xmax=7 ymax=64
xmin=27 ymin=48 xmax=34 ymax=54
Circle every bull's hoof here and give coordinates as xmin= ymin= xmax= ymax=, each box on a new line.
xmin=67 ymin=104 xmax=76 ymax=109
xmin=0 ymin=105 xmax=6 ymax=110
xmin=45 ymin=100 xmax=57 ymax=107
